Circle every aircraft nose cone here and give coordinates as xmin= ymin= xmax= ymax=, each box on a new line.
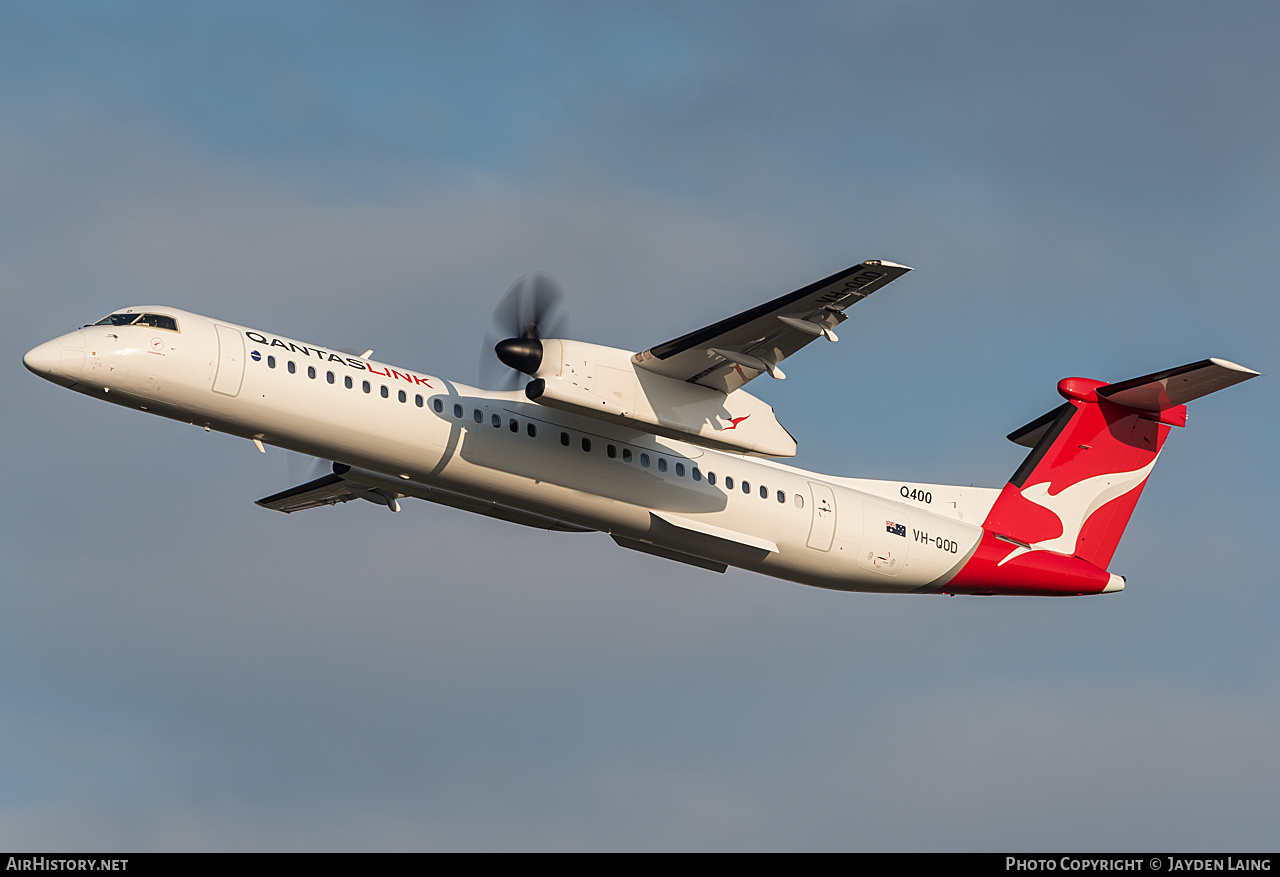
xmin=24 ymin=332 xmax=85 ymax=385
xmin=23 ymin=339 xmax=61 ymax=377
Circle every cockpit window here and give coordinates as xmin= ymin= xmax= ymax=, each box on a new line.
xmin=93 ymin=312 xmax=179 ymax=332
xmin=134 ymin=313 xmax=178 ymax=331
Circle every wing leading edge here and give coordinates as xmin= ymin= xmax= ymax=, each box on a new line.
xmin=632 ymin=260 xmax=911 ymax=393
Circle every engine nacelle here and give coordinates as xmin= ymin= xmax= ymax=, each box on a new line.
xmin=524 ymin=340 xmax=797 ymax=457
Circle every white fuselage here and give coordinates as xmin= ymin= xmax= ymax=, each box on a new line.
xmin=25 ymin=307 xmax=1001 ymax=593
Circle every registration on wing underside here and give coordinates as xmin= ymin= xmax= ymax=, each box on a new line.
xmin=631 ymin=260 xmax=911 ymax=394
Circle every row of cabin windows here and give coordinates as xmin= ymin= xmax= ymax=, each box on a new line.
xmin=265 ymin=356 xmax=426 ymax=407
xmin=433 ymin=397 xmax=538 ymax=437
xmin=436 ymin=401 xmax=804 ymax=508
xmin=264 ymin=355 xmax=807 ymax=510
xmin=702 ymin=470 xmax=801 ymax=506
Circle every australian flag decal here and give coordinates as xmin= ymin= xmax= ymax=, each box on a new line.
xmin=886 ymin=521 xmax=906 ymax=537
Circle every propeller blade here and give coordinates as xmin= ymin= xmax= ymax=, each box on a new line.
xmin=286 ymin=451 xmax=333 ymax=486
xmin=479 ymin=271 xmax=568 ymax=389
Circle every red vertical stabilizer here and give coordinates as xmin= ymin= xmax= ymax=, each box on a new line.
xmin=944 ymin=359 xmax=1257 ymax=596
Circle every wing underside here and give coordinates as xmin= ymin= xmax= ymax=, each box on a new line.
xmin=257 ymin=462 xmax=594 ymax=532
xmin=256 ymin=467 xmax=400 ymax=513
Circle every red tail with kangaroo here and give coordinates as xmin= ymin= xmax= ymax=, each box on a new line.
xmin=944 ymin=359 xmax=1258 ymax=596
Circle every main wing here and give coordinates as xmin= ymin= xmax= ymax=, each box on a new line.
xmin=631 ymin=260 xmax=911 ymax=393
xmin=256 ymin=464 xmax=402 ymax=513
xmin=257 ymin=462 xmax=594 ymax=531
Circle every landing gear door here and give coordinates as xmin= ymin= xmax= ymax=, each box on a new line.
xmin=212 ymin=324 xmax=245 ymax=397
xmin=857 ymin=503 xmax=909 ymax=576
xmin=806 ymin=481 xmax=837 ymax=551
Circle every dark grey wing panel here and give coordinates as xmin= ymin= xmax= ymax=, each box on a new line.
xmin=632 ymin=260 xmax=911 ymax=393
xmin=256 ymin=472 xmax=358 ymax=513
xmin=256 ymin=464 xmax=399 ymax=513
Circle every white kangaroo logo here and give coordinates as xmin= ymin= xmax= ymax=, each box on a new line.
xmin=997 ymin=456 xmax=1159 ymax=566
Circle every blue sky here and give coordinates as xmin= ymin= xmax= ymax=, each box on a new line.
xmin=3 ymin=1 xmax=1277 ymax=851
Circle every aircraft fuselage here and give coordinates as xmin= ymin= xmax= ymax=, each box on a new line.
xmin=24 ymin=307 xmax=998 ymax=594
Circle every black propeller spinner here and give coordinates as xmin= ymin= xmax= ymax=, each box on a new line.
xmin=494 ymin=334 xmax=543 ymax=375
xmin=480 ymin=271 xmax=568 ymax=389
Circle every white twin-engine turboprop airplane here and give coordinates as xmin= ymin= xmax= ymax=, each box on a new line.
xmin=25 ymin=260 xmax=1258 ymax=596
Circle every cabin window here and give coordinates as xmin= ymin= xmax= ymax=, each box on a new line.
xmin=622 ymin=448 xmax=632 ymax=463
xmin=692 ymin=466 xmax=701 ymax=482
xmin=473 ymin=408 xmax=483 ymax=423
xmin=560 ymin=432 xmax=570 ymax=446
xmin=287 ymin=361 xmax=296 ymax=374
xmin=509 ymin=418 xmax=518 ymax=432
xmin=794 ymin=494 xmax=804 ymax=509
xmin=760 ymin=485 xmax=768 ymax=499
xmin=398 ymin=389 xmax=407 ymax=403
xmin=381 ymin=386 xmax=390 ymax=399
xmin=492 ymin=413 xmax=501 ymax=428
xmin=707 ymin=472 xmax=716 ymax=486
xmin=433 ymin=398 xmax=443 ymax=413
xmin=363 ymin=381 xmax=372 ymax=394
xmin=675 ymin=462 xmax=685 ymax=477
xmin=453 ymin=403 xmax=463 ymax=418
xmin=607 ymin=444 xmax=616 ymax=459
xmin=345 ymin=376 xmax=353 ymax=389
xmin=326 ymin=371 xmax=334 ymax=384
xmin=657 ymin=458 xmax=667 ymax=473
xmin=415 ymin=395 xmax=424 ymax=408
xmin=725 ymin=476 xmax=734 ymax=490
xmin=526 ymin=423 xmax=537 ymax=438
xmin=742 ymin=480 xmax=751 ymax=494
xmin=306 ymin=366 xmax=315 ymax=379
xmin=640 ymin=453 xmax=650 ymax=468
xmin=267 ymin=356 xmax=276 ymax=368
xmin=581 ymin=437 xmax=591 ymax=452
xmin=776 ymin=490 xmax=785 ymax=503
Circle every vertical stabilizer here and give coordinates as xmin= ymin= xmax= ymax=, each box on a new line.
xmin=945 ymin=359 xmax=1257 ymax=595
xmin=985 ymin=384 xmax=1168 ymax=568
xmin=987 ymin=359 xmax=1257 ymax=568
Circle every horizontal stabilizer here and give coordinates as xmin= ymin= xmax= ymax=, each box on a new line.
xmin=1008 ymin=358 xmax=1260 ymax=447
xmin=1096 ymin=358 xmax=1259 ymax=411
